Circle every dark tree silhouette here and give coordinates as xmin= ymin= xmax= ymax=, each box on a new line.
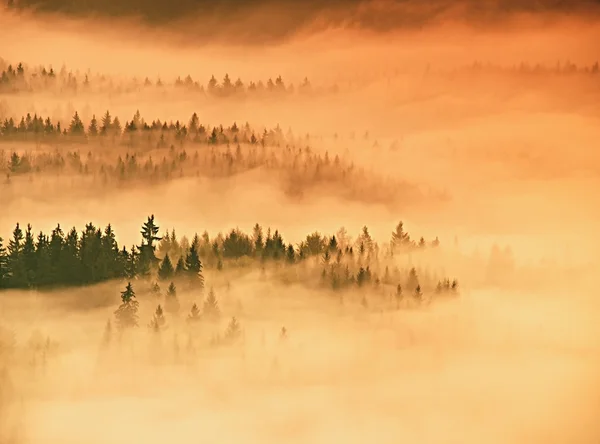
xmin=114 ymin=282 xmax=139 ymax=330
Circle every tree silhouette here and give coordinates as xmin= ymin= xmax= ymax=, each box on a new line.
xmin=149 ymin=304 xmax=166 ymax=333
xmin=68 ymin=111 xmax=85 ymax=135
xmin=158 ymin=253 xmax=174 ymax=281
xmin=224 ymin=317 xmax=241 ymax=343
xmin=203 ymin=287 xmax=220 ymax=320
xmin=188 ymin=303 xmax=201 ymax=323
xmin=164 ymin=282 xmax=180 ymax=316
xmin=0 ymin=237 xmax=8 ymax=288
xmin=88 ymin=115 xmax=98 ymax=136
xmin=114 ymin=282 xmax=139 ymax=330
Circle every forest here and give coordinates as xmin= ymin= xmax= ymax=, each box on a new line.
xmin=0 ymin=109 xmax=431 ymax=208
xmin=1 ymin=5 xmax=599 ymax=443
xmin=0 ymin=214 xmax=455 ymax=301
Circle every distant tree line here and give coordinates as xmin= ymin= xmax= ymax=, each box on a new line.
xmin=0 ymin=111 xmax=429 ymax=209
xmin=0 ymin=60 xmax=316 ymax=97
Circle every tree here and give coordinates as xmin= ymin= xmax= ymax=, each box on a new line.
xmin=138 ymin=215 xmax=162 ymax=274
xmin=68 ymin=111 xmax=85 ymax=136
xmin=149 ymin=305 xmax=166 ymax=333
xmin=0 ymin=237 xmax=8 ymax=288
xmin=158 ymin=253 xmax=174 ymax=281
xmin=114 ymin=282 xmax=139 ymax=330
xmin=88 ymin=115 xmax=98 ymax=136
xmin=203 ymin=287 xmax=220 ymax=320
xmin=164 ymin=282 xmax=180 ymax=316
xmin=100 ymin=111 xmax=112 ymax=134
xmin=414 ymin=284 xmax=423 ymax=303
xmin=188 ymin=303 xmax=201 ymax=323
xmin=224 ymin=317 xmax=241 ymax=343
xmin=175 ymin=256 xmax=186 ymax=276
xmin=7 ymin=223 xmax=27 ymax=288
xmin=185 ymin=241 xmax=203 ymax=287
xmin=391 ymin=221 xmax=411 ymax=252
xmin=112 ymin=117 xmax=122 ymax=135
xmin=406 ymin=267 xmax=419 ymax=292
xmin=22 ymin=224 xmax=36 ymax=286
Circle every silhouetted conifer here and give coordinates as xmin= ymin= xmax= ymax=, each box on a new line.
xmin=114 ymin=282 xmax=139 ymax=330
xmin=203 ymin=288 xmax=220 ymax=320
xmin=158 ymin=253 xmax=174 ymax=281
xmin=164 ymin=282 xmax=180 ymax=316
xmin=149 ymin=304 xmax=166 ymax=333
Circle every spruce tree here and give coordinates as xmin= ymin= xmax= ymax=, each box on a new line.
xmin=34 ymin=231 xmax=52 ymax=286
xmin=203 ymin=287 xmax=220 ymax=320
xmin=184 ymin=242 xmax=203 ymax=287
xmin=158 ymin=253 xmax=174 ymax=281
xmin=100 ymin=111 xmax=112 ymax=134
xmin=7 ymin=223 xmax=27 ymax=288
xmin=149 ymin=305 xmax=166 ymax=333
xmin=175 ymin=256 xmax=186 ymax=276
xmin=224 ymin=317 xmax=241 ymax=343
xmin=114 ymin=282 xmax=139 ymax=330
xmin=188 ymin=303 xmax=201 ymax=322
xmin=88 ymin=115 xmax=98 ymax=136
xmin=0 ymin=237 xmax=8 ymax=288
xmin=164 ymin=282 xmax=180 ymax=316
xmin=125 ymin=245 xmax=138 ymax=279
xmin=68 ymin=111 xmax=85 ymax=136
xmin=138 ymin=215 xmax=162 ymax=274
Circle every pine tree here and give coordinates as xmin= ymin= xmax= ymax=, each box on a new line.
xmin=224 ymin=317 xmax=241 ymax=343
xmin=407 ymin=267 xmax=419 ymax=292
xmin=138 ymin=215 xmax=161 ymax=275
xmin=391 ymin=221 xmax=411 ymax=252
xmin=88 ymin=115 xmax=98 ymax=136
xmin=149 ymin=305 xmax=166 ymax=333
xmin=185 ymin=240 xmax=203 ymax=286
xmin=164 ymin=282 xmax=180 ymax=316
xmin=125 ymin=245 xmax=138 ymax=278
xmin=0 ymin=237 xmax=8 ymax=288
xmin=114 ymin=282 xmax=139 ymax=330
xmin=158 ymin=253 xmax=174 ymax=281
xmin=188 ymin=303 xmax=201 ymax=323
xmin=100 ymin=110 xmax=112 ymax=134
xmin=68 ymin=111 xmax=85 ymax=136
xmin=34 ymin=231 xmax=52 ymax=286
xmin=22 ymin=224 xmax=36 ymax=286
xmin=413 ymin=284 xmax=423 ymax=303
xmin=203 ymin=287 xmax=220 ymax=320
xmin=151 ymin=281 xmax=161 ymax=297
xmin=175 ymin=256 xmax=186 ymax=276
xmin=7 ymin=223 xmax=27 ymax=288
xmin=286 ymin=244 xmax=295 ymax=263
xmin=112 ymin=117 xmax=122 ymax=135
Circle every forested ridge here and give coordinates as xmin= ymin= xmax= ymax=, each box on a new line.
xmin=0 ymin=215 xmax=457 ymax=302
xmin=0 ymin=110 xmax=431 ymax=207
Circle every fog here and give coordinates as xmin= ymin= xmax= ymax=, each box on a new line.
xmin=1 ymin=1 xmax=600 ymax=443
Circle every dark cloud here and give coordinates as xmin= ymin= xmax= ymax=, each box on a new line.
xmin=7 ymin=0 xmax=600 ymax=44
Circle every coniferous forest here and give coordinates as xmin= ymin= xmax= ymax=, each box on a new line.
xmin=1 ymin=4 xmax=600 ymax=443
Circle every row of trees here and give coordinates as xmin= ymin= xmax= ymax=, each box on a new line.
xmin=0 ymin=111 xmax=424 ymax=209
xmin=0 ymin=110 xmax=287 ymax=144
xmin=459 ymin=61 xmax=600 ymax=76
xmin=0 ymin=61 xmax=314 ymax=96
xmin=0 ymin=216 xmax=451 ymax=294
xmin=0 ymin=215 xmax=201 ymax=288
